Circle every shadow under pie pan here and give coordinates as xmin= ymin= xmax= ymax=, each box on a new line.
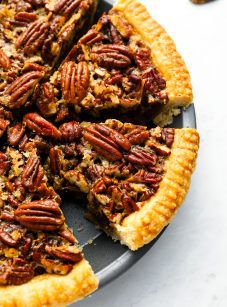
xmin=59 ymin=0 xmax=197 ymax=293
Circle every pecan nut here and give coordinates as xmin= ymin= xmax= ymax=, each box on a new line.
xmin=16 ymin=20 xmax=50 ymax=55
xmin=0 ymin=49 xmax=11 ymax=70
xmin=91 ymin=44 xmax=132 ymax=69
xmin=15 ymin=12 xmax=37 ymax=23
xmin=80 ymin=29 xmax=105 ymax=45
xmin=124 ymin=146 xmax=157 ymax=166
xmin=15 ymin=200 xmax=65 ymax=231
xmin=83 ymin=124 xmax=131 ymax=161
xmin=61 ymin=61 xmax=90 ymax=104
xmin=0 ymin=152 xmax=10 ymax=175
xmin=162 ymin=128 xmax=175 ymax=147
xmin=45 ymin=245 xmax=82 ymax=263
xmin=125 ymin=127 xmax=150 ymax=145
xmin=23 ymin=113 xmax=62 ymax=140
xmin=53 ymin=0 xmax=81 ymax=18
xmin=7 ymin=123 xmax=25 ymax=147
xmin=0 ymin=224 xmax=24 ymax=247
xmin=49 ymin=147 xmax=62 ymax=176
xmin=21 ymin=155 xmax=44 ymax=191
xmin=64 ymin=170 xmax=89 ymax=193
xmin=5 ymin=71 xmax=44 ymax=109
xmin=36 ymin=83 xmax=57 ymax=116
xmin=0 ymin=118 xmax=10 ymax=138
xmin=59 ymin=121 xmax=82 ymax=142
xmin=0 ymin=258 xmax=34 ymax=285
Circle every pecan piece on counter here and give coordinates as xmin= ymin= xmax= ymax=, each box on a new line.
xmin=0 ymin=152 xmax=10 ymax=175
xmin=5 ymin=71 xmax=45 ymax=109
xmin=16 ymin=20 xmax=50 ymax=55
xmin=0 ymin=118 xmax=10 ymax=138
xmin=61 ymin=61 xmax=90 ymax=104
xmin=84 ymin=123 xmax=131 ymax=161
xmin=0 ymin=49 xmax=11 ymax=70
xmin=59 ymin=121 xmax=82 ymax=142
xmin=21 ymin=155 xmax=44 ymax=191
xmin=124 ymin=146 xmax=157 ymax=166
xmin=0 ymin=258 xmax=34 ymax=286
xmin=91 ymin=44 xmax=132 ymax=69
xmin=7 ymin=123 xmax=25 ymax=147
xmin=45 ymin=245 xmax=83 ymax=263
xmin=15 ymin=200 xmax=65 ymax=231
xmin=23 ymin=113 xmax=62 ymax=140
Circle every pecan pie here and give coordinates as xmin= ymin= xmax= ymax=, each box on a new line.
xmin=0 ymin=0 xmax=200 ymax=306
xmin=37 ymin=0 xmax=193 ymax=126
xmin=0 ymin=0 xmax=97 ymax=114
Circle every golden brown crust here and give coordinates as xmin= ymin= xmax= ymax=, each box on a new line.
xmin=0 ymin=260 xmax=98 ymax=307
xmin=113 ymin=0 xmax=193 ymax=108
xmin=114 ymin=128 xmax=199 ymax=251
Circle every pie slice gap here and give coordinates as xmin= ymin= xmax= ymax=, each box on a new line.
xmin=36 ymin=0 xmax=193 ymax=126
xmin=0 ymin=146 xmax=98 ymax=306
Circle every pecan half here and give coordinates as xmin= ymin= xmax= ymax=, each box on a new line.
xmin=59 ymin=228 xmax=76 ymax=244
xmin=36 ymin=83 xmax=57 ymax=116
xmin=14 ymin=12 xmax=37 ymax=23
xmin=91 ymin=44 xmax=132 ymax=69
xmin=45 ymin=245 xmax=82 ymax=263
xmin=84 ymin=124 xmax=131 ymax=161
xmin=80 ymin=29 xmax=105 ymax=45
xmin=128 ymin=169 xmax=162 ymax=185
xmin=59 ymin=121 xmax=82 ymax=142
xmin=49 ymin=147 xmax=62 ymax=176
xmin=162 ymin=128 xmax=175 ymax=147
xmin=0 ymin=152 xmax=10 ymax=175
xmin=5 ymin=71 xmax=44 ymax=109
xmin=124 ymin=146 xmax=157 ymax=166
xmin=15 ymin=200 xmax=65 ymax=231
xmin=21 ymin=155 xmax=43 ymax=191
xmin=16 ymin=20 xmax=50 ymax=55
xmin=23 ymin=113 xmax=62 ymax=140
xmin=125 ymin=127 xmax=150 ymax=145
xmin=7 ymin=123 xmax=25 ymax=147
xmin=0 ymin=118 xmax=10 ymax=138
xmin=53 ymin=0 xmax=81 ymax=18
xmin=0 ymin=224 xmax=24 ymax=247
xmin=0 ymin=259 xmax=34 ymax=285
xmin=61 ymin=61 xmax=90 ymax=104
xmin=0 ymin=49 xmax=11 ymax=70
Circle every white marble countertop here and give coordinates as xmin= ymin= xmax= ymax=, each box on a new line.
xmin=76 ymin=0 xmax=227 ymax=306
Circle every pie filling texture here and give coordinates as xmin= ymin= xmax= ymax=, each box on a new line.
xmin=0 ymin=0 xmax=198 ymax=302
xmin=0 ymin=116 xmax=175 ymax=285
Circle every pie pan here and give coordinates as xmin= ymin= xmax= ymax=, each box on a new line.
xmin=59 ymin=0 xmax=197 ymax=291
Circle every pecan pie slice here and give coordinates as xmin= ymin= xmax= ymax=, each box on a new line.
xmin=43 ymin=0 xmax=192 ymax=125
xmin=0 ymin=146 xmax=98 ymax=305
xmin=10 ymin=115 xmax=198 ymax=251
xmin=0 ymin=0 xmax=97 ymax=111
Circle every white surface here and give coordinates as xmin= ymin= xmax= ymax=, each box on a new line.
xmin=76 ymin=0 xmax=227 ymax=306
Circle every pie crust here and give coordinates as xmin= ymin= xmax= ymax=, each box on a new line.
xmin=113 ymin=0 xmax=193 ymax=125
xmin=0 ymin=259 xmax=98 ymax=306
xmin=112 ymin=128 xmax=199 ymax=250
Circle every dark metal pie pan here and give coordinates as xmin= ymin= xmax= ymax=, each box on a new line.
xmin=60 ymin=0 xmax=197 ymax=295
